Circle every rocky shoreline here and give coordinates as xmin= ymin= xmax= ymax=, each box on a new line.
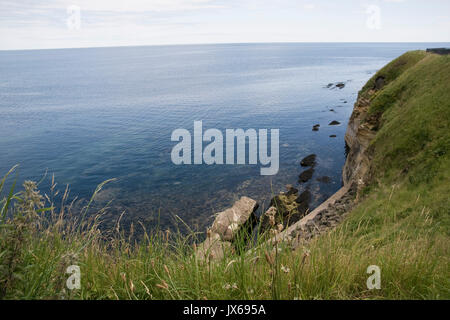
xmin=195 ymin=77 xmax=376 ymax=260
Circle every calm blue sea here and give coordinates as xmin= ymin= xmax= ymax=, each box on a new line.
xmin=0 ymin=43 xmax=447 ymax=230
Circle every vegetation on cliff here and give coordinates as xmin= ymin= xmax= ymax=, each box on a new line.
xmin=0 ymin=51 xmax=448 ymax=300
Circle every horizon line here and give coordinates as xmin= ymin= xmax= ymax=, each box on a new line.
xmin=1 ymin=41 xmax=450 ymax=52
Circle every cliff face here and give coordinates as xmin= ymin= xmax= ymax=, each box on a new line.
xmin=342 ymin=50 xmax=440 ymax=193
xmin=342 ymin=86 xmax=379 ymax=191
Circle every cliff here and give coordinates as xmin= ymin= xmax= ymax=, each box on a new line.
xmin=343 ymin=50 xmax=449 ymax=198
xmin=342 ymin=50 xmax=441 ymax=191
xmin=282 ymin=50 xmax=449 ymax=246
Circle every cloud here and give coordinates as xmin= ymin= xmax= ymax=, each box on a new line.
xmin=0 ymin=0 xmax=226 ymax=35
xmin=0 ymin=0 xmax=448 ymax=50
xmin=77 ymin=0 xmax=225 ymax=12
xmin=0 ymin=0 xmax=225 ymax=13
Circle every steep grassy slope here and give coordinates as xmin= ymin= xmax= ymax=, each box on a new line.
xmin=0 ymin=51 xmax=448 ymax=300
xmin=311 ymin=50 xmax=450 ymax=298
xmin=365 ymin=51 xmax=449 ymax=226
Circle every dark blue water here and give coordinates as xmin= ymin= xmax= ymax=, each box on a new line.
xmin=1 ymin=43 xmax=447 ymax=231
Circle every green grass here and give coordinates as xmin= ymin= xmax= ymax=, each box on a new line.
xmin=0 ymin=51 xmax=449 ymax=300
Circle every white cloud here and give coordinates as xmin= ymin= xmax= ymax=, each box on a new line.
xmin=73 ymin=0 xmax=225 ymax=12
xmin=0 ymin=0 xmax=448 ymax=50
xmin=4 ymin=0 xmax=225 ymax=12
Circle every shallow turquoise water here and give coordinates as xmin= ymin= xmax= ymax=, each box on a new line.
xmin=1 ymin=43 xmax=447 ymax=231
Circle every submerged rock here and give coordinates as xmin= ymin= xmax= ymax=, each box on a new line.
xmin=317 ymin=176 xmax=332 ymax=183
xmin=299 ymin=168 xmax=314 ymax=183
xmin=329 ymin=135 xmax=337 ymax=138
xmin=300 ymin=154 xmax=317 ymax=167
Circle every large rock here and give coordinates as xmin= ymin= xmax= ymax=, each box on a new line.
xmin=260 ymin=186 xmax=308 ymax=234
xmin=296 ymin=189 xmax=311 ymax=204
xmin=297 ymin=190 xmax=311 ymax=215
xmin=259 ymin=206 xmax=278 ymax=235
xmin=195 ymin=233 xmax=232 ymax=261
xmin=210 ymin=196 xmax=258 ymax=241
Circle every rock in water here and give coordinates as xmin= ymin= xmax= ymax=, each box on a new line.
xmin=295 ymin=190 xmax=311 ymax=215
xmin=325 ymin=82 xmax=346 ymax=90
xmin=312 ymin=124 xmax=320 ymax=131
xmin=329 ymin=120 xmax=341 ymax=126
xmin=296 ymin=190 xmax=311 ymax=203
xmin=317 ymin=176 xmax=332 ymax=183
xmin=210 ymin=196 xmax=258 ymax=241
xmin=299 ymin=168 xmax=314 ymax=183
xmin=285 ymin=184 xmax=299 ymax=196
xmin=300 ymin=154 xmax=317 ymax=167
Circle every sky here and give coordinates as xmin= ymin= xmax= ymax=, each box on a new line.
xmin=0 ymin=0 xmax=449 ymax=50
